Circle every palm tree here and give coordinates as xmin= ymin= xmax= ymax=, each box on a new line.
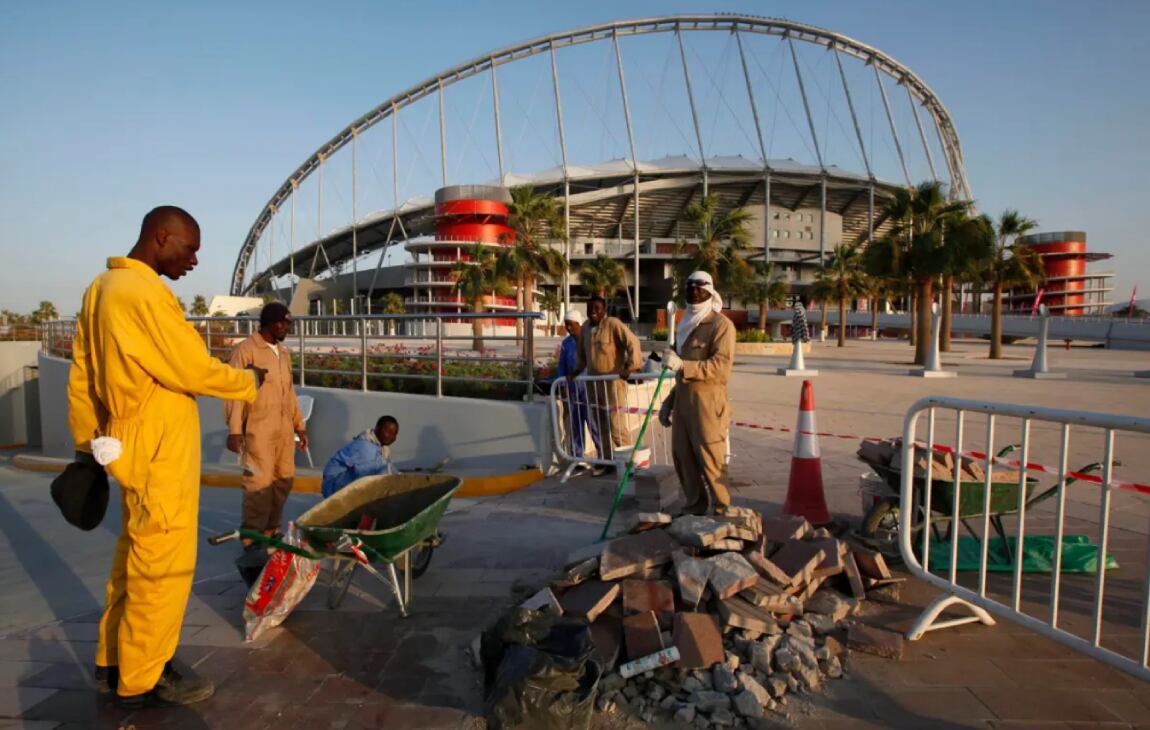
xmin=676 ymin=193 xmax=753 ymax=298
xmin=503 ymin=185 xmax=569 ymax=333
xmin=860 ymin=274 xmax=889 ymax=340
xmin=380 ymin=292 xmax=405 ymax=335
xmin=453 ymin=243 xmax=504 ymax=351
xmin=742 ymin=261 xmax=789 ymax=334
xmin=807 ymin=274 xmax=835 ymax=343
xmin=538 ymin=289 xmax=562 ymax=336
xmin=176 ymin=297 xmax=186 ymax=314
xmin=579 ymin=253 xmax=633 ymax=316
xmin=32 ymin=301 xmax=58 ymax=323
xmin=817 ymin=245 xmax=867 ymax=347
xmin=985 ymin=211 xmax=1042 ymax=359
xmin=939 ymin=212 xmax=993 ymax=351
xmin=881 ymin=181 xmax=970 ymax=364
xmin=191 ymin=295 xmax=210 ymax=316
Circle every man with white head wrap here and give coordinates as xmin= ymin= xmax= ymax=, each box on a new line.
xmin=658 ymin=271 xmax=736 ymax=514
xmin=556 ymin=309 xmax=602 ymax=459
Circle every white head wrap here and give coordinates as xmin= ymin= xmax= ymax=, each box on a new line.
xmin=676 ymin=271 xmax=723 ymax=351
xmin=563 ymin=309 xmax=585 ymax=325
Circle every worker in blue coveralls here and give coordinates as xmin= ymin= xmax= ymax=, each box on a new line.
xmin=320 ymin=415 xmax=399 ymax=498
xmin=558 ymin=309 xmax=602 ymax=462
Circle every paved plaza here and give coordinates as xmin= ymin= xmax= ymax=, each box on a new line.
xmin=2 ymin=339 xmax=1149 ymax=728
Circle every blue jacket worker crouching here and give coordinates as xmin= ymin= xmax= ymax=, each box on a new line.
xmin=321 ymin=416 xmax=400 ymax=498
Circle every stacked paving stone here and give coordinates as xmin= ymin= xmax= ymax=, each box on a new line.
xmin=515 ymin=507 xmax=907 ymax=729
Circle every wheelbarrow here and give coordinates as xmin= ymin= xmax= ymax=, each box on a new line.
xmin=208 ymin=473 xmax=460 ymax=616
xmin=858 ymin=445 xmax=1104 ymax=566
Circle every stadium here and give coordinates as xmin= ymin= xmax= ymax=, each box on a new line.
xmin=230 ymin=14 xmax=977 ymax=327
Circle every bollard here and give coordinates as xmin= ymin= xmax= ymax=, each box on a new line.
xmin=909 ymin=307 xmax=957 ymax=378
xmin=1015 ymin=307 xmax=1065 ymax=379
xmin=778 ymin=338 xmax=817 ymax=377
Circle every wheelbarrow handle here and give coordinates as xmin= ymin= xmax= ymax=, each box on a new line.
xmin=207 ymin=530 xmax=241 ymax=546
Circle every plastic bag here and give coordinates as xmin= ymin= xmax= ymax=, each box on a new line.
xmin=242 ymin=527 xmax=322 ymax=642
xmin=483 ymin=611 xmax=600 ymax=730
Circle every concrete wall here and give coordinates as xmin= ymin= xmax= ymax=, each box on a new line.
xmin=0 ymin=342 xmax=41 ymax=445
xmin=37 ymin=353 xmax=551 ymax=471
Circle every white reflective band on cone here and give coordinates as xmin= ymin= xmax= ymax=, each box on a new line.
xmin=793 ymin=411 xmax=820 ymax=459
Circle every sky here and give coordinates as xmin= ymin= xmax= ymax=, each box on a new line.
xmin=1 ymin=0 xmax=1148 ymax=315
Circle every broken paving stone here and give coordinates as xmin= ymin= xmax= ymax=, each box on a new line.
xmin=867 ymin=582 xmax=903 ymax=604
xmin=559 ymin=579 xmax=620 ymax=622
xmin=710 ymin=707 xmax=736 ymax=726
xmin=552 ymin=556 xmax=599 ymax=589
xmin=710 ymin=538 xmax=745 ymax=551
xmin=805 ymin=589 xmax=854 ymax=622
xmin=765 ymin=674 xmax=788 ymax=699
xmin=810 ymin=527 xmax=833 ymax=539
xmin=741 ymin=578 xmax=803 ymax=614
xmin=824 ymin=656 xmax=844 ymax=679
xmin=760 ymin=514 xmax=811 ymax=543
xmin=623 ymin=610 xmax=664 ymax=661
xmin=851 ymin=544 xmax=893 ymax=580
xmin=718 ymin=596 xmax=782 ymax=635
xmin=744 ymin=551 xmax=796 ymax=589
xmin=847 ymin=622 xmax=904 ymax=660
xmin=668 ymin=515 xmax=735 ymax=548
xmin=724 ymin=650 xmax=740 ymax=671
xmin=822 ymin=635 xmax=845 ymax=659
xmin=795 ymin=576 xmax=826 ymax=603
xmin=673 ymin=612 xmax=724 ymax=669
xmin=809 ymin=538 xmax=846 ymax=578
xmin=707 ymin=552 xmax=759 ymax=600
xmin=675 ymin=705 xmax=697 ymax=724
xmin=750 ymin=641 xmax=773 ymax=674
xmin=599 ymin=529 xmax=678 ymax=581
xmin=628 ymin=512 xmax=673 ymax=533
xmin=762 ymin=541 xmax=826 ymax=588
xmin=805 ymin=613 xmax=837 ymax=635
xmin=774 ymin=646 xmax=799 ymax=673
xmin=648 ymin=683 xmax=667 ymax=702
xmin=688 ymin=690 xmax=732 ymax=712
xmin=786 ymin=620 xmax=813 ymax=639
xmin=600 ymin=672 xmax=626 ymax=694
xmin=682 ymin=675 xmax=705 ymax=693
xmin=673 ymin=551 xmax=714 ymax=609
xmin=622 ymin=579 xmax=675 ymax=629
xmin=519 ymin=586 xmax=563 ymax=613
xmin=843 ymin=552 xmax=866 ymax=600
xmin=732 ymin=690 xmax=764 ymax=719
xmin=712 ymin=662 xmax=739 ymax=694
xmin=740 ymin=673 xmax=771 ymax=706
xmin=590 ymin=613 xmax=624 ymax=670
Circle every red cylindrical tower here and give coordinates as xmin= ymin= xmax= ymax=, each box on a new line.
xmin=1006 ymin=231 xmax=1113 ymax=316
xmin=406 ymin=185 xmax=516 ymax=319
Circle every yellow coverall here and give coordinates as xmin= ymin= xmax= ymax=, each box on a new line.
xmin=668 ymin=311 xmax=735 ymax=513
xmin=224 ymin=333 xmax=304 ymax=533
xmin=68 ymin=257 xmax=257 ymax=698
xmin=576 ymin=316 xmax=643 ymax=461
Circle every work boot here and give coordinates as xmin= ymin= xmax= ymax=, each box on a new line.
xmin=116 ymin=663 xmax=214 ymax=709
xmin=94 ymin=665 xmax=118 ymax=694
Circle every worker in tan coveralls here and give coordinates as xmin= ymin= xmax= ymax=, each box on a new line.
xmin=225 ymin=303 xmax=308 ymax=542
xmin=574 ymin=294 xmax=643 ymax=467
xmin=658 ymin=271 xmax=735 ymax=515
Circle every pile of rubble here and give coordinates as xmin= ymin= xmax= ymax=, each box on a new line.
xmin=858 ymin=437 xmax=1019 ymax=483
xmin=496 ymin=506 xmax=906 ymax=729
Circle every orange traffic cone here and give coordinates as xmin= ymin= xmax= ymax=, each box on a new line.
xmin=783 ymin=380 xmax=831 ymax=525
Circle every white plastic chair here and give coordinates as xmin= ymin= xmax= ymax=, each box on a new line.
xmin=296 ymin=393 xmax=315 ymax=468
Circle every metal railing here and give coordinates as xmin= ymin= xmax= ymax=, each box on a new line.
xmin=43 ymin=313 xmax=546 ymax=401
xmin=898 ymin=397 xmax=1150 ymax=681
xmin=550 ymin=372 xmax=672 ymax=481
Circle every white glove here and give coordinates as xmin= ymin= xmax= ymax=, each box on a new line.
xmin=663 ymin=349 xmax=683 ymax=372
xmin=658 ymin=397 xmax=673 ymax=428
xmin=90 ymin=437 xmax=122 ymax=466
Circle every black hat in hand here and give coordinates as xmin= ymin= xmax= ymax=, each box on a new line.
xmin=50 ymin=452 xmax=110 ymax=531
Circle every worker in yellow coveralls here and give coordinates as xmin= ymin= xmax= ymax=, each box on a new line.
xmin=225 ymin=302 xmax=308 ymax=544
xmin=68 ymin=206 xmax=260 ymax=708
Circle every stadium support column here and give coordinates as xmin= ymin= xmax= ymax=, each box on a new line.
xmin=736 ymin=27 xmax=771 ymax=265
xmin=677 ymin=25 xmax=707 ymax=196
xmin=868 ymin=183 xmax=875 ymax=241
xmin=835 ymin=41 xmax=875 ymax=247
xmin=875 ymin=64 xmax=911 ymax=187
xmin=790 ymin=34 xmax=824 ymax=265
xmin=819 ymin=178 xmax=827 ymax=264
xmin=614 ymin=30 xmax=640 ymax=321
xmin=438 ymin=79 xmax=447 ymax=187
xmin=491 ymin=57 xmax=505 ymax=183
xmin=352 ymin=128 xmax=359 ymax=313
xmin=290 ymin=179 xmax=296 ymax=302
xmin=550 ymin=41 xmax=571 ymax=312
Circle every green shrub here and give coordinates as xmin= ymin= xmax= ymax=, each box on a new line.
xmin=649 ymin=327 xmax=669 ymax=341
xmin=736 ymin=329 xmax=771 ymax=343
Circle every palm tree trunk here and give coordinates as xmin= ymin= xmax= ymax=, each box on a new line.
xmin=820 ymin=300 xmax=829 ymax=343
xmin=915 ymin=279 xmax=933 ymax=366
xmin=760 ymin=302 xmax=768 ymax=334
xmin=837 ymin=297 xmax=847 ymax=347
xmin=871 ymin=305 xmax=879 ymax=340
xmin=990 ymin=281 xmax=1004 ymax=359
xmin=515 ymin=282 xmax=525 ymax=338
xmin=472 ymin=301 xmax=485 ymax=351
xmin=940 ymin=274 xmax=954 ymax=352
xmin=908 ymin=287 xmax=918 ymax=348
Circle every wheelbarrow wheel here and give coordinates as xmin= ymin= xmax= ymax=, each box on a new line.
xmin=860 ymin=497 xmax=927 ymax=566
xmin=327 ymin=559 xmax=357 ymax=610
xmin=398 ymin=543 xmax=434 ymax=580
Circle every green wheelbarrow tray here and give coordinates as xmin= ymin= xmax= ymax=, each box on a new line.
xmin=872 ymin=463 xmax=1041 ymax=519
xmin=296 ymin=472 xmax=461 ymax=562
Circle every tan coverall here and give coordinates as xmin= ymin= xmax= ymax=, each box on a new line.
xmin=668 ymin=311 xmax=735 ymax=513
xmin=68 ymin=257 xmax=257 ymax=697
xmin=225 ymin=333 xmax=304 ymax=534
xmin=576 ymin=316 xmax=643 ymax=461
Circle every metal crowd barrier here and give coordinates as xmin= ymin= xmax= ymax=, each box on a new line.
xmin=549 ymin=372 xmax=673 ymax=482
xmin=899 ymin=397 xmax=1150 ymax=682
